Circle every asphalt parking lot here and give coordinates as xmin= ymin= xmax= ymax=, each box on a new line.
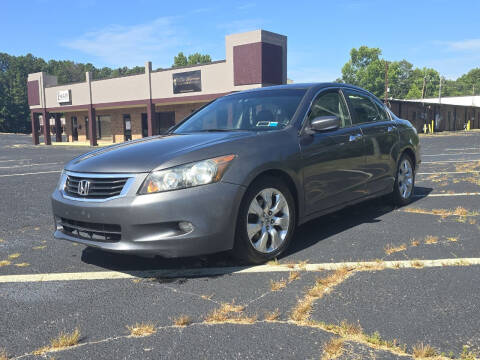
xmin=0 ymin=132 xmax=479 ymax=359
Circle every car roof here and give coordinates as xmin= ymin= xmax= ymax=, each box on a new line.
xmin=226 ymin=82 xmax=371 ymax=95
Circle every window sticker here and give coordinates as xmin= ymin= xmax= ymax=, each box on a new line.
xmin=256 ymin=121 xmax=279 ymax=127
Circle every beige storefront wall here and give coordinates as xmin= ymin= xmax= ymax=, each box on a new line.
xmin=27 ymin=29 xmax=288 ymax=145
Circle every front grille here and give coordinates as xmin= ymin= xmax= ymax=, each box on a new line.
xmin=65 ymin=175 xmax=129 ymax=199
xmin=59 ymin=217 xmax=121 ymax=242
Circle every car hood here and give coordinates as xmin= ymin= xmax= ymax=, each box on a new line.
xmin=64 ymin=132 xmax=253 ymax=173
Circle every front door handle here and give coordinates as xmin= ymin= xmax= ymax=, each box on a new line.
xmin=349 ymin=134 xmax=362 ymax=142
xmin=387 ymin=126 xmax=395 ymax=132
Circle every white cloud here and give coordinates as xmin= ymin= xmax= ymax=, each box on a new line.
xmin=62 ymin=17 xmax=187 ymax=68
xmin=446 ymin=39 xmax=480 ymax=51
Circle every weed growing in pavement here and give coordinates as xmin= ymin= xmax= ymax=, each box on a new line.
xmin=173 ymin=315 xmax=191 ymax=327
xmin=321 ymin=337 xmax=344 ymax=360
xmin=264 ymin=309 xmax=280 ymax=321
xmin=411 ymin=260 xmax=424 ymax=268
xmin=402 ymin=207 xmax=479 ymax=218
xmin=291 ymin=268 xmax=352 ymax=322
xmin=270 ymin=279 xmax=287 ymax=291
xmin=447 ymin=236 xmax=459 ymax=242
xmin=424 ymin=235 xmax=439 ymax=244
xmin=412 ymin=342 xmax=438 ymax=358
xmin=384 ymin=243 xmax=407 ymax=255
xmin=204 ymin=301 xmax=256 ymax=324
xmin=7 ymin=253 xmax=20 ymax=259
xmin=126 ymin=323 xmax=156 ymax=337
xmin=14 ymin=263 xmax=29 ymax=267
xmin=0 ymin=260 xmax=11 ymax=267
xmin=33 ymin=328 xmax=81 ymax=355
xmin=0 ymin=348 xmax=7 ymax=360
xmin=288 ymin=271 xmax=300 ymax=282
xmin=410 ymin=239 xmax=420 ymax=247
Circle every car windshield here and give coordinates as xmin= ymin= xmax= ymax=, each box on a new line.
xmin=173 ymin=89 xmax=307 ymax=133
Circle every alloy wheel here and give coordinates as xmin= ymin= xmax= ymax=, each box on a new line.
xmin=246 ymin=188 xmax=290 ymax=253
xmin=398 ymin=159 xmax=414 ymax=199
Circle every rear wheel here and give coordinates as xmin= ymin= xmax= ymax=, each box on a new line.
xmin=233 ymin=177 xmax=296 ymax=264
xmin=393 ymin=153 xmax=415 ymax=206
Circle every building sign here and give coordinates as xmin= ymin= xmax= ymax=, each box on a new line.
xmin=57 ymin=90 xmax=71 ymax=103
xmin=173 ymin=70 xmax=201 ymax=94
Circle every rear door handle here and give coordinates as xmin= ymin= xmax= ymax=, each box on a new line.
xmin=349 ymin=134 xmax=363 ymax=142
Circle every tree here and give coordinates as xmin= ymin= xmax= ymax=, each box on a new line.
xmin=172 ymin=52 xmax=211 ymax=68
xmin=173 ymin=52 xmax=188 ymax=67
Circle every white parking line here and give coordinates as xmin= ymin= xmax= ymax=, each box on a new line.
xmin=0 ymin=170 xmax=61 ymax=177
xmin=0 ymin=162 xmax=62 ymax=169
xmin=422 ymin=159 xmax=480 ymax=164
xmin=422 ymin=153 xmax=480 ymax=156
xmin=0 ymin=258 xmax=478 ymax=283
xmin=417 ymin=171 xmax=480 ymax=175
xmin=414 ymin=192 xmax=480 ymax=197
xmin=445 ymin=148 xmax=480 ymax=151
xmin=0 ymin=159 xmax=32 ymax=163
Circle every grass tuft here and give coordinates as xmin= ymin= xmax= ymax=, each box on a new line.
xmin=288 ymin=271 xmax=300 ymax=282
xmin=0 ymin=260 xmax=11 ymax=267
xmin=7 ymin=253 xmax=20 ymax=259
xmin=173 ymin=315 xmax=191 ymax=327
xmin=411 ymin=260 xmax=424 ymax=268
xmin=291 ymin=268 xmax=351 ymax=323
xmin=412 ymin=342 xmax=438 ymax=358
xmin=384 ymin=243 xmax=407 ymax=255
xmin=402 ymin=206 xmax=479 ymax=218
xmin=410 ymin=239 xmax=420 ymax=247
xmin=0 ymin=348 xmax=7 ymax=360
xmin=321 ymin=337 xmax=344 ymax=360
xmin=424 ymin=235 xmax=439 ymax=245
xmin=264 ymin=309 xmax=280 ymax=321
xmin=270 ymin=278 xmax=287 ymax=291
xmin=126 ymin=323 xmax=156 ymax=337
xmin=204 ymin=301 xmax=250 ymax=323
xmin=33 ymin=328 xmax=81 ymax=355
xmin=14 ymin=262 xmax=29 ymax=267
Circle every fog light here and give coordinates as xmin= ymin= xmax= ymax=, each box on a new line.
xmin=178 ymin=221 xmax=194 ymax=233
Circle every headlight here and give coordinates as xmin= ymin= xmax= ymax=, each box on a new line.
xmin=139 ymin=155 xmax=236 ymax=194
xmin=57 ymin=170 xmax=67 ymax=190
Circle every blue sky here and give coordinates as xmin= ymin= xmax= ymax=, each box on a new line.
xmin=2 ymin=0 xmax=480 ymax=81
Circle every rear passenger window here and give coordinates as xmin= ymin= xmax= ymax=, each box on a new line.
xmin=345 ymin=92 xmax=381 ymax=124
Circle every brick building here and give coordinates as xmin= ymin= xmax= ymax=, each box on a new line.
xmin=27 ymin=30 xmax=287 ymax=145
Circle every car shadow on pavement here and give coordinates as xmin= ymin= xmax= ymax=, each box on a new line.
xmin=81 ymin=187 xmax=432 ymax=277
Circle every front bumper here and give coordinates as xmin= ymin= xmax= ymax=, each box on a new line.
xmin=51 ymin=175 xmax=245 ymax=257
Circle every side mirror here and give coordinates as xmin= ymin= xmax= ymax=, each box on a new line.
xmin=310 ymin=115 xmax=340 ymax=132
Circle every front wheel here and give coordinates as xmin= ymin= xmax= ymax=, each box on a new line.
xmin=233 ymin=177 xmax=296 ymax=264
xmin=393 ymin=154 xmax=415 ymax=206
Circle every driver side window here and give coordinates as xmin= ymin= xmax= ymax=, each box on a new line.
xmin=308 ymin=91 xmax=351 ymax=128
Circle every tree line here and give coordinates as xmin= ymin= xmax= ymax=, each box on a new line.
xmin=0 ymin=48 xmax=479 ymax=134
xmin=338 ymin=46 xmax=480 ymax=100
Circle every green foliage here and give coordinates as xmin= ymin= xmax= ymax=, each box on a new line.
xmin=173 ymin=52 xmax=188 ymax=67
xmin=173 ymin=52 xmax=211 ymax=68
xmin=0 ymin=53 xmax=144 ymax=133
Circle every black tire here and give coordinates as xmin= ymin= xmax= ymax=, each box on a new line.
xmin=393 ymin=153 xmax=415 ymax=206
xmin=233 ymin=176 xmax=296 ymax=264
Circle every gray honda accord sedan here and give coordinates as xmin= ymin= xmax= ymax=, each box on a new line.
xmin=52 ymin=83 xmax=420 ymax=263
